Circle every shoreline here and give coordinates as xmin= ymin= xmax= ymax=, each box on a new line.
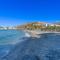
xmin=24 ymin=30 xmax=60 ymax=38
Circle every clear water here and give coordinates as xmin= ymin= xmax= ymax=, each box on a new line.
xmin=0 ymin=30 xmax=25 ymax=45
xmin=0 ymin=30 xmax=25 ymax=58
xmin=1 ymin=30 xmax=60 ymax=60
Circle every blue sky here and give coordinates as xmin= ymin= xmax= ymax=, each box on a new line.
xmin=0 ymin=0 xmax=60 ymax=26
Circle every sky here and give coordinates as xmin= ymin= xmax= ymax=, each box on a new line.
xmin=0 ymin=0 xmax=60 ymax=26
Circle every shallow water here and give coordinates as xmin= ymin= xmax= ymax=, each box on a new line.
xmin=0 ymin=30 xmax=25 ymax=45
xmin=0 ymin=30 xmax=26 ymax=58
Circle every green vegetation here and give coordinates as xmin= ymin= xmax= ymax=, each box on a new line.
xmin=46 ymin=26 xmax=60 ymax=31
xmin=16 ymin=22 xmax=60 ymax=32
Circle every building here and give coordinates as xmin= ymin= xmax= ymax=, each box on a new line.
xmin=32 ymin=22 xmax=49 ymax=27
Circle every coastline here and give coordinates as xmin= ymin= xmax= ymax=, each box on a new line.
xmin=23 ymin=30 xmax=60 ymax=38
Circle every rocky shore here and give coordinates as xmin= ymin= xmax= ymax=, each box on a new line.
xmin=24 ymin=30 xmax=60 ymax=38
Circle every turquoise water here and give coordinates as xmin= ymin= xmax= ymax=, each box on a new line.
xmin=0 ymin=30 xmax=25 ymax=45
xmin=0 ymin=30 xmax=25 ymax=58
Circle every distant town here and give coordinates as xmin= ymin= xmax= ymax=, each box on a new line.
xmin=0 ymin=22 xmax=60 ymax=31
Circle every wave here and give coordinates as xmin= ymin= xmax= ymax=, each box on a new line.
xmin=24 ymin=32 xmax=31 ymax=37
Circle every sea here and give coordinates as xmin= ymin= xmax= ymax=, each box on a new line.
xmin=0 ymin=30 xmax=28 ymax=58
xmin=0 ymin=30 xmax=60 ymax=60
